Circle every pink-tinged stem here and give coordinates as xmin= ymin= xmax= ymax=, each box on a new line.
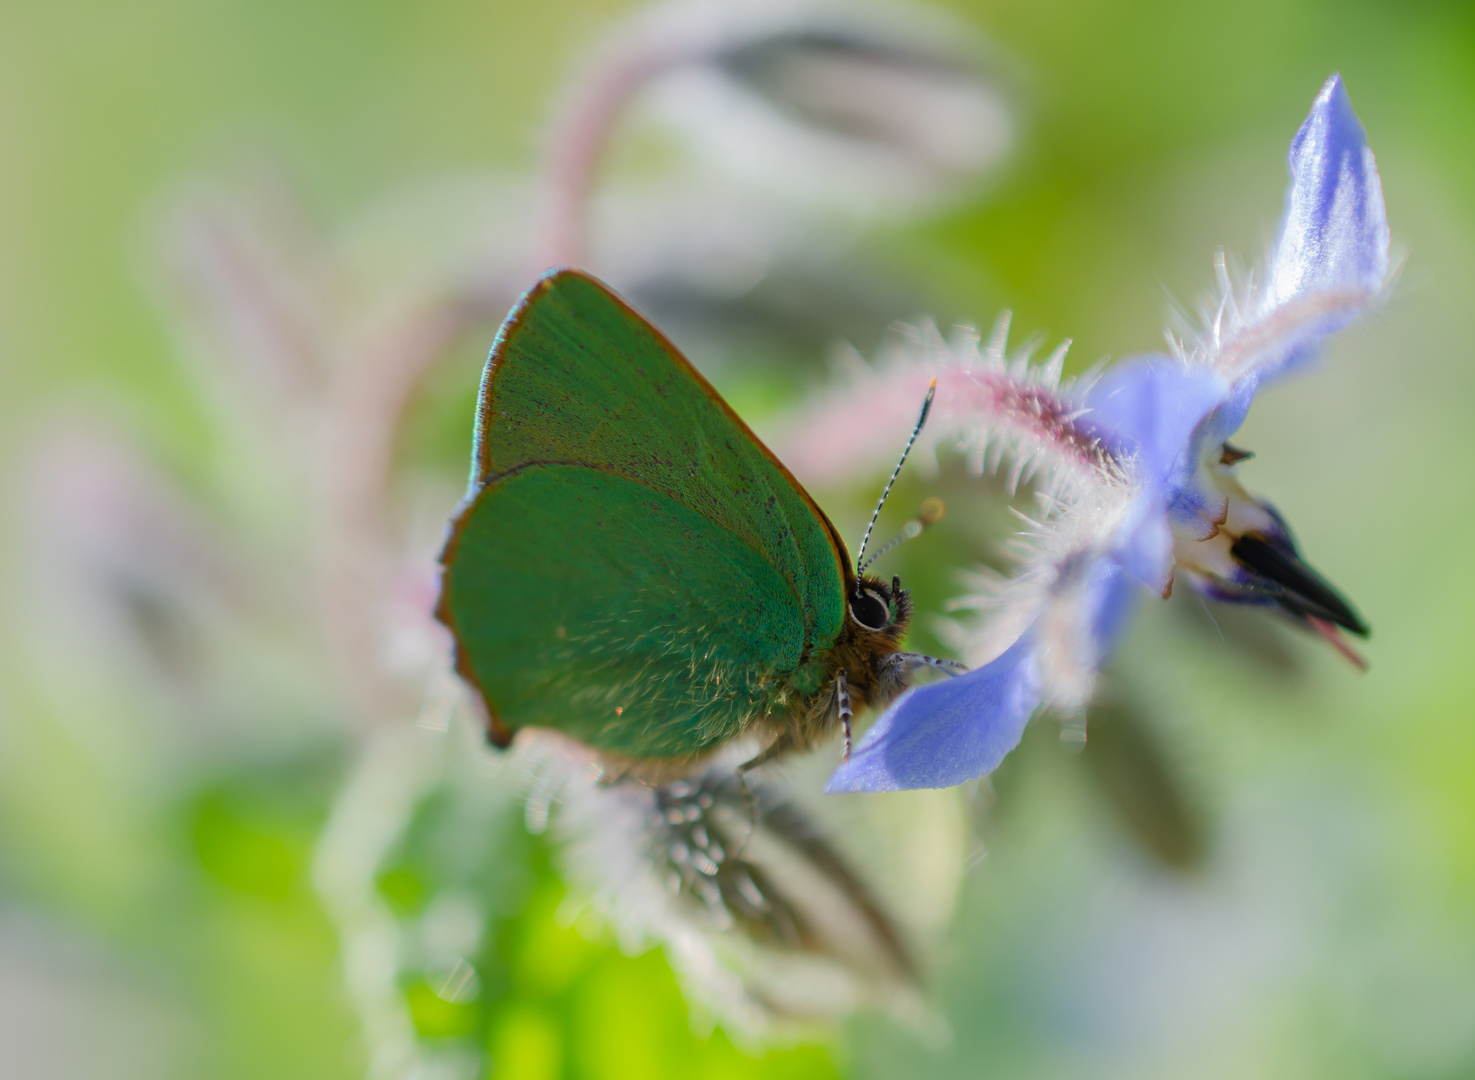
xmin=164 ymin=189 xmax=333 ymax=412
xmin=538 ymin=30 xmax=706 ymax=270
xmin=169 ymin=192 xmax=493 ymax=728
xmin=774 ymin=364 xmax=1111 ymax=491
xmin=949 ymin=369 xmax=1112 ymax=473
xmin=315 ymin=288 xmax=514 ymax=729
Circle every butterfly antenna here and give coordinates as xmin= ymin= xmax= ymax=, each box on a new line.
xmin=854 ymin=379 xmax=937 ymax=580
xmin=858 ymin=497 xmax=945 ymax=575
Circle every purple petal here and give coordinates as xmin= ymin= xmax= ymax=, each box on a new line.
xmin=1085 ymin=356 xmax=1231 ymax=493
xmin=825 ymin=635 xmax=1041 ymax=793
xmin=1084 ymin=358 xmax=1228 ymax=587
xmin=1259 ymin=74 xmax=1389 ymax=380
xmin=1090 ymin=558 xmax=1138 ymax=652
xmin=1163 ymin=376 xmax=1259 ymax=536
xmin=1036 ymin=553 xmax=1139 ymax=701
xmin=1270 ymin=74 xmax=1389 ymax=308
xmin=1112 ymin=493 xmax=1173 ymax=593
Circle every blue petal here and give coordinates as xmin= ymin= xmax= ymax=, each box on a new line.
xmin=1091 ymin=558 xmax=1139 ymax=652
xmin=824 ymin=635 xmax=1041 ymax=793
xmin=1111 ymin=489 xmax=1175 ymax=592
xmin=1165 ymin=377 xmax=1258 ymax=530
xmin=1085 ymin=357 xmax=1231 ymax=492
xmin=1083 ymin=359 xmax=1229 ymax=587
xmin=1261 ymin=74 xmax=1389 ymax=380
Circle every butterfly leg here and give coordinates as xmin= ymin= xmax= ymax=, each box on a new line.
xmin=896 ymin=653 xmax=969 ymax=676
xmin=835 ymin=669 xmax=853 ymax=761
xmin=877 ymin=652 xmax=968 ymax=700
xmin=742 ymin=669 xmax=856 ymax=769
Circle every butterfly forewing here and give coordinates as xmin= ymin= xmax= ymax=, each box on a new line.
xmin=439 ymin=270 xmax=850 ymax=759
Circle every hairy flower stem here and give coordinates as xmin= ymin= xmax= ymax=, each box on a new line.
xmin=776 ymin=319 xmax=1113 ymax=505
xmin=942 ymin=368 xmax=1115 ymax=483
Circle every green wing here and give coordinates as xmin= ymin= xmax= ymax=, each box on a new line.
xmin=437 ymin=270 xmax=850 ymax=759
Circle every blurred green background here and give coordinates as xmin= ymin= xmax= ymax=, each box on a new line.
xmin=3 ymin=1 xmax=1474 ymax=1078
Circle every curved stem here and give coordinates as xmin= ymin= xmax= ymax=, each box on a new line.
xmin=536 ymin=18 xmax=718 ymax=269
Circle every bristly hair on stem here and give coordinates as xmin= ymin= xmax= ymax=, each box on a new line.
xmin=776 ymin=312 xmax=1122 ymax=527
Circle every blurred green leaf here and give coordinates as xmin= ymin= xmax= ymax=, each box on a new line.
xmin=191 ymin=792 xmax=306 ymax=899
xmin=407 ymin=978 xmax=482 ymax=1040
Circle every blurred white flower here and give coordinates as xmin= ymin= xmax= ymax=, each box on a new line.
xmin=516 ymin=730 xmax=958 ymax=1043
xmin=541 ymin=0 xmax=1018 ymax=263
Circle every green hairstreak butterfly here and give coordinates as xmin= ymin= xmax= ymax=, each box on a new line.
xmin=435 ymin=269 xmax=960 ymax=777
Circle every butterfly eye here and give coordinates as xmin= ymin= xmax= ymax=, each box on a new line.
xmin=850 ymin=590 xmax=890 ymax=630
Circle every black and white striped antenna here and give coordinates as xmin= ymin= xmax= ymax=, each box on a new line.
xmin=853 ymin=378 xmax=937 ymax=581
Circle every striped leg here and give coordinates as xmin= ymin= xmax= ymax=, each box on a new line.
xmin=835 ymin=670 xmax=853 ymax=761
xmin=894 ymin=653 xmax=968 ymax=676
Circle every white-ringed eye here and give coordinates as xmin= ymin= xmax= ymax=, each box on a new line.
xmin=849 ymin=589 xmax=890 ymax=630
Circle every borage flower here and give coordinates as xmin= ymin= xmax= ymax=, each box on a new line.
xmin=779 ymin=74 xmax=1391 ymax=792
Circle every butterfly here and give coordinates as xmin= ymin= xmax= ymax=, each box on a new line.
xmin=435 ymin=269 xmax=962 ymax=778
